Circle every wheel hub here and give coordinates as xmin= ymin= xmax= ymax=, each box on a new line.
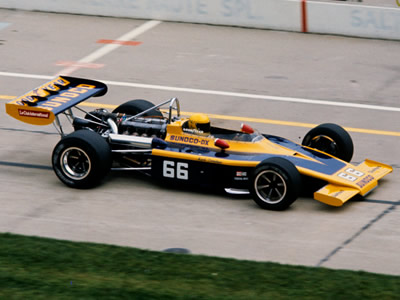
xmin=255 ymin=170 xmax=287 ymax=204
xmin=309 ymin=135 xmax=338 ymax=155
xmin=60 ymin=147 xmax=91 ymax=180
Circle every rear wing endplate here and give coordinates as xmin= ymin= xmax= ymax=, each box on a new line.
xmin=5 ymin=76 xmax=107 ymax=125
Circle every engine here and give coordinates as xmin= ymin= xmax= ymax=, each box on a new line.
xmin=73 ymin=108 xmax=168 ymax=138
xmin=119 ymin=118 xmax=167 ymax=138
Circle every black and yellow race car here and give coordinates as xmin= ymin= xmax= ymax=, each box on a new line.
xmin=5 ymin=76 xmax=392 ymax=210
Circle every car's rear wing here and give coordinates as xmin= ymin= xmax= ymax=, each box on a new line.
xmin=5 ymin=76 xmax=107 ymax=125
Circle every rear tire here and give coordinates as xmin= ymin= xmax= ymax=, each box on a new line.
xmin=112 ymin=99 xmax=162 ymax=117
xmin=302 ymin=123 xmax=354 ymax=162
xmin=52 ymin=130 xmax=112 ymax=188
xmin=249 ymin=157 xmax=301 ymax=211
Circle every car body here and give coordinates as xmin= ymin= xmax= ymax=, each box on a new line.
xmin=5 ymin=76 xmax=392 ymax=210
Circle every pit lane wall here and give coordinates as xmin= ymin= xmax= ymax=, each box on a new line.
xmin=307 ymin=1 xmax=400 ymax=40
xmin=0 ymin=0 xmax=399 ymax=40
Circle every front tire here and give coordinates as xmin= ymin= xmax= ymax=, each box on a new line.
xmin=52 ymin=130 xmax=112 ymax=188
xmin=250 ymin=157 xmax=301 ymax=211
xmin=302 ymin=123 xmax=353 ymax=162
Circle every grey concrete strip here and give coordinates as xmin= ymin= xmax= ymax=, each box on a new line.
xmin=316 ymin=201 xmax=399 ymax=267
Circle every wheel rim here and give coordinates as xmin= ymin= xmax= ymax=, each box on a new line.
xmin=308 ymin=135 xmax=338 ymax=156
xmin=254 ymin=170 xmax=287 ymax=204
xmin=60 ymin=147 xmax=91 ymax=180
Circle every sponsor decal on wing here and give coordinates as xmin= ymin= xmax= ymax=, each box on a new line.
xmin=18 ymin=109 xmax=50 ymax=119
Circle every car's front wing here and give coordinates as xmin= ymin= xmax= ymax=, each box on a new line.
xmin=313 ymin=159 xmax=393 ymax=206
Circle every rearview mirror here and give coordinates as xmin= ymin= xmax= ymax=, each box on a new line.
xmin=241 ymin=123 xmax=254 ymax=134
xmin=214 ymin=138 xmax=230 ymax=150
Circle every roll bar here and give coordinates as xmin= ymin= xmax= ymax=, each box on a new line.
xmin=125 ymin=97 xmax=180 ymax=123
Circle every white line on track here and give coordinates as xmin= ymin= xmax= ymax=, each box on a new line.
xmin=55 ymin=20 xmax=162 ymax=76
xmin=101 ymin=80 xmax=400 ymax=113
xmin=1 ymin=71 xmax=400 ymax=113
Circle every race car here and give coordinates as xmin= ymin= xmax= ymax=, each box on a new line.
xmin=5 ymin=76 xmax=393 ymax=210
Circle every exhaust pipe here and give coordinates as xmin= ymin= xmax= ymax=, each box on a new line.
xmin=109 ymin=134 xmax=168 ymax=149
xmin=109 ymin=133 xmax=153 ymax=148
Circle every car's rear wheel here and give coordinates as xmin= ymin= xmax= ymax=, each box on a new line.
xmin=302 ymin=123 xmax=354 ymax=162
xmin=112 ymin=99 xmax=162 ymax=117
xmin=52 ymin=130 xmax=112 ymax=188
xmin=250 ymin=157 xmax=301 ymax=211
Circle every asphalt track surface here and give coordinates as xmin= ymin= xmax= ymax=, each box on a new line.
xmin=0 ymin=9 xmax=399 ymax=276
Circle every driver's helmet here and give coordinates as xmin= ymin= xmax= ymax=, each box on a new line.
xmin=188 ymin=113 xmax=210 ymax=134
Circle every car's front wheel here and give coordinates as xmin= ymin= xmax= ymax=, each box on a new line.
xmin=249 ymin=157 xmax=301 ymax=211
xmin=302 ymin=123 xmax=353 ymax=162
xmin=52 ymin=130 xmax=112 ymax=188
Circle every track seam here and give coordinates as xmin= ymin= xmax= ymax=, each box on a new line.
xmin=316 ymin=201 xmax=400 ymax=267
xmin=0 ymin=161 xmax=52 ymax=170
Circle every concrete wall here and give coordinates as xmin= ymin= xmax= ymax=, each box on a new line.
xmin=0 ymin=0 xmax=399 ymax=40
xmin=0 ymin=0 xmax=302 ymax=31
xmin=307 ymin=1 xmax=400 ymax=40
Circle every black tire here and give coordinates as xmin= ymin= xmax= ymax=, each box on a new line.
xmin=302 ymin=123 xmax=354 ymax=162
xmin=52 ymin=130 xmax=112 ymax=188
xmin=250 ymin=157 xmax=301 ymax=211
xmin=112 ymin=99 xmax=162 ymax=117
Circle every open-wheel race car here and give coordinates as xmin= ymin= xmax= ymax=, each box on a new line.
xmin=5 ymin=76 xmax=392 ymax=210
